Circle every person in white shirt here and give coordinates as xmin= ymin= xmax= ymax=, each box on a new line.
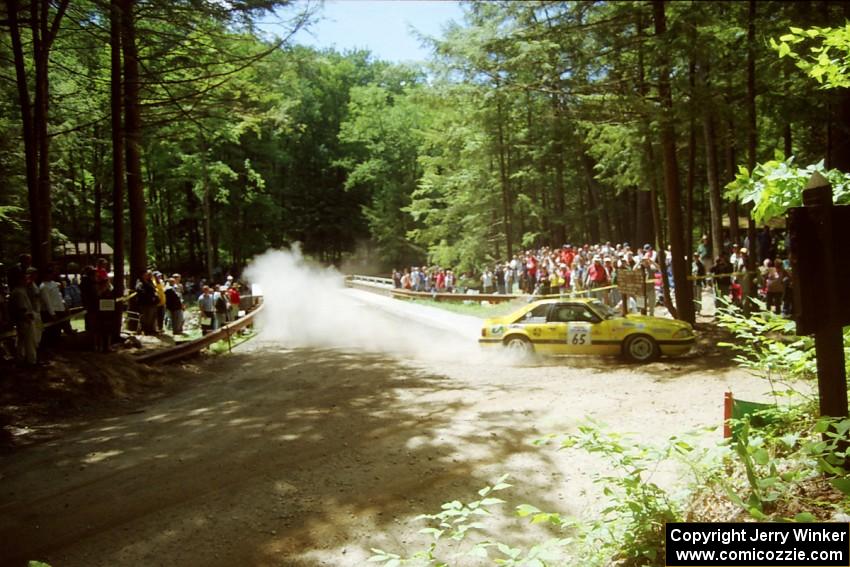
xmin=39 ymin=266 xmax=67 ymax=348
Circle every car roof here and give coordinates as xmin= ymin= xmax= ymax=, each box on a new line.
xmin=530 ymin=298 xmax=596 ymax=306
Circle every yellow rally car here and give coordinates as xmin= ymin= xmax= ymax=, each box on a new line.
xmin=479 ymin=298 xmax=695 ymax=363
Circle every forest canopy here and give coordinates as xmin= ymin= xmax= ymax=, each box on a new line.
xmin=1 ymin=0 xmax=849 ymax=290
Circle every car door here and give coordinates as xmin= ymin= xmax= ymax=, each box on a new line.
xmin=514 ymin=303 xmax=553 ymax=352
xmin=544 ymin=303 xmax=600 ymax=355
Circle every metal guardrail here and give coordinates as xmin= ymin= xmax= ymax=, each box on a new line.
xmin=345 ymin=274 xmax=656 ymax=304
xmin=344 ymin=276 xmax=522 ymax=304
xmin=389 ymin=287 xmax=522 ymax=304
xmin=348 ymin=275 xmax=394 ymax=286
xmin=134 ymin=302 xmax=264 ymax=365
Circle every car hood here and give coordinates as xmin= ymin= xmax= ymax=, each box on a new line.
xmin=619 ymin=314 xmax=693 ymax=331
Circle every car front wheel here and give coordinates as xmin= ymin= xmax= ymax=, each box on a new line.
xmin=623 ymin=334 xmax=659 ymax=363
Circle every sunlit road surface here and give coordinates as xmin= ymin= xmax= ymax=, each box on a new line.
xmin=0 ymin=289 xmax=775 ymax=567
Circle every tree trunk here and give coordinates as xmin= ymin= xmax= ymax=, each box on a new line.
xmin=636 ymin=6 xmax=670 ymax=314
xmin=33 ymin=0 xmax=52 ymax=268
xmin=685 ymin=26 xmax=697 ymax=257
xmin=121 ymin=0 xmax=146 ymax=286
xmin=686 ymin=119 xmax=696 ymax=256
xmin=745 ymin=0 xmax=758 ymax=310
xmin=580 ymin=151 xmax=602 ymax=243
xmin=202 ymin=140 xmax=214 ymax=281
xmin=111 ymin=0 xmax=126 ymax=296
xmin=703 ymin=111 xmax=723 ymax=262
xmin=7 ymin=0 xmax=42 ymax=268
xmin=496 ymin=97 xmax=513 ymax=258
xmin=551 ymin=95 xmax=566 ymax=245
xmin=93 ymin=135 xmax=103 ymax=257
xmin=654 ymin=0 xmax=694 ymax=324
xmin=635 ymin=189 xmax=652 ymax=247
xmin=722 ymin=119 xmax=740 ymax=245
xmin=827 ymin=2 xmax=850 ymax=172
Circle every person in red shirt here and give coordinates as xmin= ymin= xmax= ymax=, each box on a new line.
xmin=587 ymin=256 xmax=611 ymax=304
xmin=559 ymin=244 xmax=576 ymax=269
xmin=526 ymin=253 xmax=538 ymax=287
xmin=227 ymin=284 xmax=241 ymax=321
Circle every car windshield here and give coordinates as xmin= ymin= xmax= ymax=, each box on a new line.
xmin=588 ymin=299 xmax=618 ymax=320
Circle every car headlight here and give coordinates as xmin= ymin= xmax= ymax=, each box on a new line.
xmin=673 ymin=328 xmax=693 ymax=339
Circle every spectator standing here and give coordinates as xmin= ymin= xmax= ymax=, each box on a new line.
xmin=586 ymin=256 xmax=610 ymax=303
xmin=215 ymin=285 xmax=229 ymax=326
xmin=39 ymin=266 xmax=66 ymax=348
xmin=697 ymin=235 xmax=713 ymax=275
xmin=227 ymin=284 xmax=241 ymax=321
xmin=135 ymin=270 xmax=159 ymax=335
xmin=198 ymin=286 xmax=217 ymax=334
xmin=153 ymin=272 xmax=166 ymax=333
xmin=481 ymin=269 xmax=494 ymax=294
xmin=691 ymin=253 xmax=706 ymax=314
xmin=93 ymin=271 xmax=115 ymax=352
xmin=80 ymin=266 xmax=97 ymax=338
xmin=764 ymin=261 xmax=785 ymax=314
xmin=8 ymin=268 xmax=42 ymax=366
xmin=63 ymin=276 xmax=82 ymax=309
xmin=165 ymin=277 xmax=185 ymax=335
xmin=495 ymin=265 xmax=505 ymax=294
xmin=711 ymin=253 xmax=733 ymax=304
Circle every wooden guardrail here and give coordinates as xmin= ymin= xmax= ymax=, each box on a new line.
xmin=134 ymin=302 xmax=264 ymax=365
xmin=0 ymin=306 xmax=87 ymax=340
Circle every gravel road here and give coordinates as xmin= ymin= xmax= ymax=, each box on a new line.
xmin=0 ymin=289 xmax=772 ymax=566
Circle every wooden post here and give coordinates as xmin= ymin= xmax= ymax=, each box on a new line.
xmin=724 ymin=391 xmax=734 ymax=438
xmin=789 ymin=172 xmax=848 ymax=420
xmin=806 ymin=177 xmax=847 ymax=420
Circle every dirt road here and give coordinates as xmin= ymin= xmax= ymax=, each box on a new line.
xmin=0 ymin=291 xmax=771 ymax=566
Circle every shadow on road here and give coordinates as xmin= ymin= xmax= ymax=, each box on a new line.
xmin=1 ymin=346 xmax=569 ymax=566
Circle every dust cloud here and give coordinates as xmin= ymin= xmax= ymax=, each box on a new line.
xmin=243 ymin=247 xmax=486 ymax=361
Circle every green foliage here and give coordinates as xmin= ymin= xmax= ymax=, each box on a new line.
xmin=712 ymin=300 xmax=850 ymax=519
xmin=773 ymin=24 xmax=850 ymax=89
xmin=0 ymin=205 xmax=23 ymax=228
xmin=715 ymin=299 xmax=818 ymax=383
xmin=369 ymin=475 xmax=573 ymax=566
xmin=725 ymin=158 xmax=850 ymax=225
xmin=721 ymin=411 xmax=850 ymax=520
xmin=555 ymin=425 xmax=684 ymax=566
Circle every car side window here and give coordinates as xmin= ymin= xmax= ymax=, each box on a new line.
xmin=548 ymin=305 xmax=578 ymax=323
xmin=520 ymin=304 xmax=551 ymax=323
xmin=575 ymin=307 xmax=599 ymax=323
xmin=548 ymin=304 xmax=598 ymax=323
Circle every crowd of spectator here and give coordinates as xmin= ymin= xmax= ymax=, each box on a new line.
xmin=392 ymin=226 xmax=792 ymax=316
xmin=1 ymin=252 xmax=248 ymax=367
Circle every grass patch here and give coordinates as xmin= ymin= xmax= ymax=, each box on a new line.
xmin=209 ymin=329 xmax=257 ymax=354
xmin=407 ymin=297 xmax=527 ymax=319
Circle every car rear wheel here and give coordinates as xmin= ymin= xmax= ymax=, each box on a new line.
xmin=623 ymin=334 xmax=659 ymax=363
xmin=504 ymin=336 xmax=533 ymax=355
